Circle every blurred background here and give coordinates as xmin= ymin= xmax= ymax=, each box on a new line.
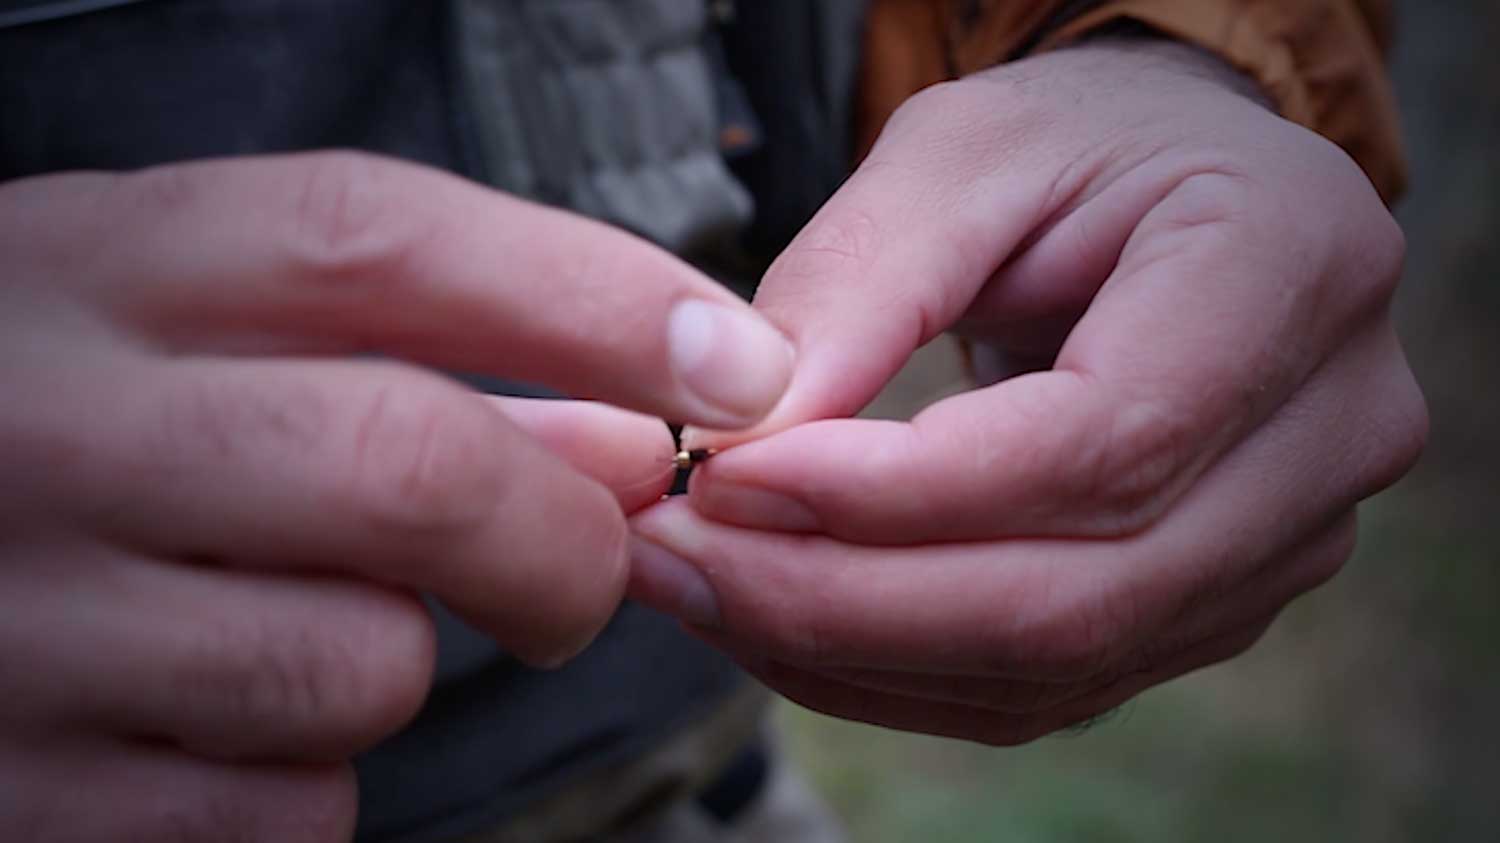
xmin=778 ymin=2 xmax=1500 ymax=841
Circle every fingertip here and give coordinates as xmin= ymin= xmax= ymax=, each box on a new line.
xmin=666 ymin=299 xmax=795 ymax=429
xmin=543 ymin=498 xmax=632 ymax=666
xmin=487 ymin=396 xmax=677 ymax=512
xmin=442 ymin=455 xmax=632 ymax=669
xmin=496 ymin=521 xmax=630 ymax=670
xmin=678 ymin=327 xmax=916 ymax=451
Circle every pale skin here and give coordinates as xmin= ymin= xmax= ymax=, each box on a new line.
xmin=0 ymin=35 xmax=1426 ymax=842
xmin=0 ymin=154 xmax=793 ymax=838
xmin=629 ymin=38 xmax=1428 ymax=744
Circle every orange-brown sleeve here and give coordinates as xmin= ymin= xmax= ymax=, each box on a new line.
xmin=857 ymin=0 xmax=1407 ymax=202
xmin=856 ymin=1 xmax=1071 ymax=160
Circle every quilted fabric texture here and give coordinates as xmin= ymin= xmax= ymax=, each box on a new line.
xmin=452 ymin=0 xmax=753 ymax=252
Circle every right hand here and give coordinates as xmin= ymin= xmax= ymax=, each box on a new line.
xmin=0 ymin=152 xmax=793 ymax=841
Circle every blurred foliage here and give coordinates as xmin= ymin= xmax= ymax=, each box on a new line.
xmin=780 ymin=2 xmax=1500 ymax=840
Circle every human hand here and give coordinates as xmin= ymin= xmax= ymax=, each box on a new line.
xmin=629 ymin=38 xmax=1427 ymax=743
xmin=0 ymin=152 xmax=792 ymax=839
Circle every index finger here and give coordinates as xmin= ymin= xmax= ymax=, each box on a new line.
xmin=2 ymin=152 xmax=792 ymax=429
xmin=688 ymin=166 xmax=1404 ymax=542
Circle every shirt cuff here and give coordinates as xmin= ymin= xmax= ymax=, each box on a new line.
xmin=994 ymin=0 xmax=1408 ymax=202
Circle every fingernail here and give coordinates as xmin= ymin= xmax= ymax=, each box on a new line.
xmin=693 ymin=482 xmax=820 ymax=533
xmin=668 ymin=300 xmax=793 ymax=428
xmin=628 ymin=535 xmax=722 ymax=628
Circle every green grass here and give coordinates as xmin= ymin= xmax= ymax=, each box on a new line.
xmin=778 ymin=482 xmax=1500 ymax=842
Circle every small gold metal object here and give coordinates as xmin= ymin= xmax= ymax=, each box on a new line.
xmin=673 ymin=448 xmax=718 ymax=470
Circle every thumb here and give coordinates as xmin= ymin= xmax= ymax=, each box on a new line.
xmin=683 ymin=132 xmax=1052 ymax=450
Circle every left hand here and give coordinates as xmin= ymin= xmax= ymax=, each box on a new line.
xmin=627 ymin=37 xmax=1427 ymax=744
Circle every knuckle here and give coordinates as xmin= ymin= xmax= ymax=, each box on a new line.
xmin=284 ymin=150 xmax=422 ymax=280
xmin=871 ymin=77 xmax=1048 ymax=204
xmin=769 ymin=206 xmax=884 ymax=294
xmin=155 ymin=369 xmax=327 ymax=469
xmin=231 ymin=623 xmax=344 ymax=738
xmin=889 ymin=76 xmax=1039 ymax=149
xmin=1368 ymin=212 xmax=1408 ymax=291
xmin=1292 ymin=138 xmax=1406 ymax=307
xmin=1302 ymin=514 xmax=1360 ymax=591
xmin=1061 ymin=398 xmax=1190 ymax=536
xmin=173 ymin=616 xmax=309 ymax=744
xmin=323 ymin=590 xmax=436 ymax=746
xmin=1379 ymin=371 xmax=1430 ymax=485
xmin=1352 ymin=338 xmax=1429 ymax=498
xmin=183 ymin=592 xmax=434 ymax=756
xmin=1102 ymin=408 xmax=1190 ymax=529
xmin=1388 ymin=409 xmax=1430 ymax=486
xmin=973 ymin=380 xmax=1190 ymax=538
xmin=1156 ymin=169 xmax=1256 ymax=234
xmin=1342 ymin=202 xmax=1408 ymax=308
xmin=342 ymin=384 xmax=503 ymax=535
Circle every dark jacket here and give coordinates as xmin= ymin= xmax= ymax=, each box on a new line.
xmin=0 ymin=1 xmax=1402 ymax=838
xmin=0 ymin=2 xmax=861 ymax=840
